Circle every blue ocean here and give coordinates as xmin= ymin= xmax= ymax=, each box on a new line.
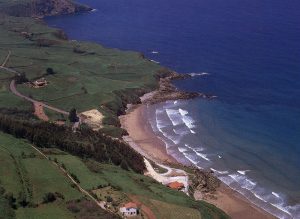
xmin=46 ymin=0 xmax=300 ymax=218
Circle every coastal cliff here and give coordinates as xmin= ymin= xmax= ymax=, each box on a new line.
xmin=0 ymin=0 xmax=91 ymax=17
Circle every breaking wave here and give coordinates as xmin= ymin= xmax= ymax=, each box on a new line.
xmin=189 ymin=72 xmax=210 ymax=77
xmin=151 ymin=104 xmax=300 ymax=219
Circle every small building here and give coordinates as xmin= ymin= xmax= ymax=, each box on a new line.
xmin=167 ymin=181 xmax=185 ymax=190
xmin=119 ymin=202 xmax=139 ymax=217
xmin=32 ymin=78 xmax=48 ymax=88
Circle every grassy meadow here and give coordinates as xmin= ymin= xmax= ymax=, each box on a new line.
xmin=0 ymin=15 xmax=160 ymax=115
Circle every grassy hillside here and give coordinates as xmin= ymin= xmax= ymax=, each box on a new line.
xmin=0 ymin=132 xmax=229 ymax=219
xmin=0 ymin=13 xmax=161 ymax=131
xmin=0 ymin=15 xmax=160 ymax=110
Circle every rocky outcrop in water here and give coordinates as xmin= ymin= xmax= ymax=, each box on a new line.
xmin=0 ymin=0 xmax=92 ymax=17
xmin=145 ymin=70 xmax=216 ymax=104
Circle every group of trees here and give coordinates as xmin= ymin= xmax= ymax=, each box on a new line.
xmin=14 ymin=73 xmax=29 ymax=84
xmin=0 ymin=113 xmax=145 ymax=173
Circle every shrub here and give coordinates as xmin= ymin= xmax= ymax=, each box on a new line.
xmin=42 ymin=192 xmax=56 ymax=203
xmin=46 ymin=67 xmax=55 ymax=75
xmin=106 ymin=196 xmax=113 ymax=203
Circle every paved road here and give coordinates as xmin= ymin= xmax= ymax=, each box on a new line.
xmin=10 ymin=80 xmax=68 ymax=115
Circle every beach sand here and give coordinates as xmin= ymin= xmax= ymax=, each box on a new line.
xmin=120 ymin=104 xmax=276 ymax=219
xmin=120 ymin=104 xmax=177 ymax=164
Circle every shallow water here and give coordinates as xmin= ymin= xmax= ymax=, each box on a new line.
xmin=46 ymin=0 xmax=300 ymax=218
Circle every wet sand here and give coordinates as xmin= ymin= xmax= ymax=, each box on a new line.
xmin=120 ymin=103 xmax=276 ymax=219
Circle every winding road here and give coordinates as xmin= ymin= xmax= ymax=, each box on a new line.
xmin=9 ymin=80 xmax=68 ymax=115
xmin=1 ymin=50 xmax=68 ymax=116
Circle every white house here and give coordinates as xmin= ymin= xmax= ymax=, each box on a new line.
xmin=119 ymin=202 xmax=139 ymax=217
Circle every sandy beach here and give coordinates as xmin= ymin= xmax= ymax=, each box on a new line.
xmin=120 ymin=103 xmax=276 ymax=219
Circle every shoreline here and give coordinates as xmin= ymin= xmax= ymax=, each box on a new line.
xmin=120 ymin=103 xmax=276 ymax=219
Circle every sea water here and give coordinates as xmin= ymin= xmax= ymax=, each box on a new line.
xmin=46 ymin=0 xmax=300 ymax=218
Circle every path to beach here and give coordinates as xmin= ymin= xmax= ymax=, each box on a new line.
xmin=144 ymin=158 xmax=189 ymax=194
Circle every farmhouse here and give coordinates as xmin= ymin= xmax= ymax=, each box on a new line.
xmin=32 ymin=78 xmax=48 ymax=88
xmin=119 ymin=202 xmax=139 ymax=217
xmin=167 ymin=181 xmax=185 ymax=191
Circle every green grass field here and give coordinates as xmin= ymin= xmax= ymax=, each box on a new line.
xmin=0 ymin=133 xmax=83 ymax=219
xmin=0 ymin=15 xmax=160 ymax=117
xmin=150 ymin=199 xmax=202 ymax=219
xmin=48 ymin=154 xmax=108 ymax=190
xmin=22 ymin=158 xmax=82 ymax=203
xmin=16 ymin=202 xmax=74 ymax=219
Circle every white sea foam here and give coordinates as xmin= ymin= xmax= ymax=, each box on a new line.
xmin=237 ymin=170 xmax=250 ymax=175
xmin=189 ymin=72 xmax=210 ymax=77
xmin=179 ymin=108 xmax=189 ymax=116
xmin=182 ymin=152 xmax=198 ymax=165
xmin=150 ymin=59 xmax=160 ymax=64
xmin=155 ymin=109 xmax=168 ymax=131
xmin=182 ymin=115 xmax=196 ymax=129
xmin=173 ymin=100 xmax=178 ymax=104
xmin=210 ymin=168 xmax=229 ymax=175
xmin=184 ymin=144 xmax=210 ymax=161
xmin=166 ymin=109 xmax=183 ymax=126
xmin=195 ymin=151 xmax=210 ymax=161
xmin=185 ymin=144 xmax=204 ymax=151
xmin=161 ymin=131 xmax=182 ymax=144
xmin=231 ymin=174 xmax=257 ymax=190
xmin=272 ymin=192 xmax=280 ymax=198
xmin=190 ymin=129 xmax=196 ymax=134
xmin=173 ymin=127 xmax=190 ymax=136
xmin=151 ymin=51 xmax=159 ymax=54
xmin=178 ymin=147 xmax=188 ymax=153
xmin=91 ymin=8 xmax=98 ymax=12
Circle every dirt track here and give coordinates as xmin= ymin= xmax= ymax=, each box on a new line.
xmin=128 ymin=195 xmax=157 ymax=219
xmin=10 ymin=80 xmax=68 ymax=115
xmin=33 ymin=102 xmax=49 ymax=121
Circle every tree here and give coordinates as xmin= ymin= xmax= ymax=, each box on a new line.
xmin=120 ymin=160 xmax=129 ymax=171
xmin=46 ymin=67 xmax=55 ymax=75
xmin=5 ymin=192 xmax=16 ymax=209
xmin=43 ymin=192 xmax=56 ymax=203
xmin=15 ymin=73 xmax=28 ymax=84
xmin=70 ymin=173 xmax=80 ymax=183
xmin=68 ymin=108 xmax=78 ymax=123
xmin=106 ymin=196 xmax=113 ymax=203
xmin=18 ymin=192 xmax=29 ymax=207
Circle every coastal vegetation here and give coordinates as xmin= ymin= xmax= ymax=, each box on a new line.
xmin=0 ymin=111 xmax=146 ymax=173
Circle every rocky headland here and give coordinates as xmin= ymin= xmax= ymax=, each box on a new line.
xmin=0 ymin=0 xmax=92 ymax=17
xmin=144 ymin=70 xmax=216 ymax=104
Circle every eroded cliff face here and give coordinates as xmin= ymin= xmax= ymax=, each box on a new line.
xmin=0 ymin=0 xmax=91 ymax=17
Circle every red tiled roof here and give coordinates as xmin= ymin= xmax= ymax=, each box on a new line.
xmin=123 ymin=202 xmax=138 ymax=209
xmin=167 ymin=181 xmax=184 ymax=189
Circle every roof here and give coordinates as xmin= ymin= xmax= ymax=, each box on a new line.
xmin=167 ymin=181 xmax=184 ymax=189
xmin=123 ymin=202 xmax=138 ymax=209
